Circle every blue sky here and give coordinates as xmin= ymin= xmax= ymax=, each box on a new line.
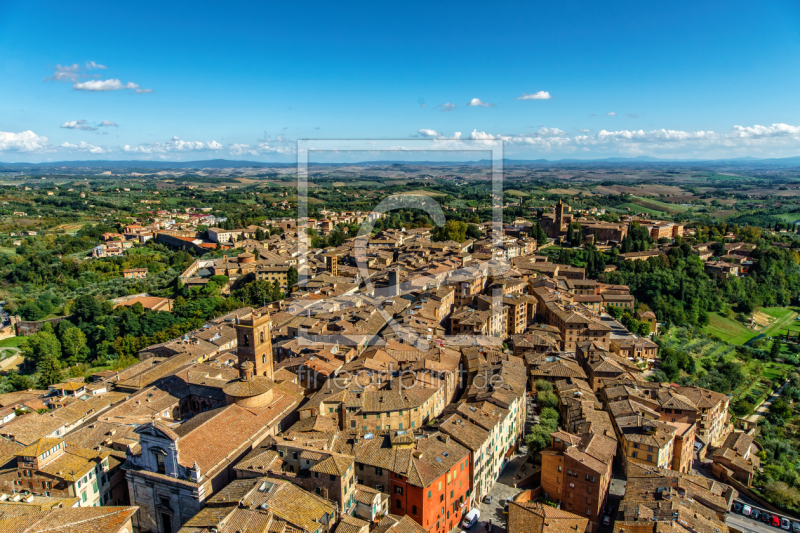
xmin=2 ymin=0 xmax=800 ymax=162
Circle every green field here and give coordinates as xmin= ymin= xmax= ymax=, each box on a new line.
xmin=615 ymin=203 xmax=670 ymax=217
xmin=0 ymin=247 xmax=17 ymax=255
xmin=760 ymin=306 xmax=800 ymax=337
xmin=774 ymin=213 xmax=800 ymax=225
xmin=0 ymin=337 xmax=26 ymax=348
xmin=504 ymin=189 xmax=531 ymax=197
xmin=704 ymin=312 xmax=757 ymax=344
xmin=631 ymin=196 xmax=691 ymax=215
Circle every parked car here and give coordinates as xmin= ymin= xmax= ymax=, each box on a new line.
xmin=772 ymin=516 xmax=782 ymax=528
xmin=484 ymin=496 xmax=493 ymax=504
xmin=743 ymin=505 xmax=752 ymax=516
xmin=760 ymin=511 xmax=770 ymax=523
xmin=781 ymin=518 xmax=791 ymax=531
xmin=751 ymin=509 xmax=760 ymax=520
xmin=733 ymin=502 xmax=743 ymax=513
xmin=791 ymin=521 xmax=800 ymax=533
xmin=461 ymin=509 xmax=480 ymax=529
xmin=603 ymin=516 xmax=612 ymax=526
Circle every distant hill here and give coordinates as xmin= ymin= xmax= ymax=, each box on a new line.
xmin=3 ymin=154 xmax=800 ymax=170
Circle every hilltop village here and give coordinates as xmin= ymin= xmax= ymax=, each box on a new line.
xmin=0 ymin=197 xmax=773 ymax=533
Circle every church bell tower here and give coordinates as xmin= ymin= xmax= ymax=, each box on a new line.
xmin=235 ymin=309 xmax=274 ymax=379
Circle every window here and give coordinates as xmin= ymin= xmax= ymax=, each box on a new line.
xmin=558 ymin=465 xmax=562 ymax=472
xmin=292 ymin=452 xmax=298 ymax=460
xmin=428 ymin=490 xmax=432 ymax=498
xmin=586 ymin=509 xmax=591 ymax=516
xmin=412 ymin=505 xmax=417 ymax=515
xmin=330 ymin=474 xmax=336 ymax=481
xmin=647 ymin=455 xmax=653 ymax=462
xmin=375 ymin=467 xmax=383 ymax=475
xmin=359 ymin=464 xmax=364 ymax=471
xmin=81 ymin=492 xmax=87 ymax=503
xmin=396 ymin=499 xmax=402 ymax=509
xmin=395 ymin=486 xmax=403 ymax=495
xmin=632 ymin=452 xmax=638 ymax=459
xmin=316 ymin=487 xmax=321 ymax=495
xmin=279 ymin=450 xmax=284 ymax=458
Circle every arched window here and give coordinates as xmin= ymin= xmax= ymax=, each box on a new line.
xmin=260 ymin=331 xmax=265 ymax=343
xmin=243 ymin=335 xmax=250 ymax=347
xmin=262 ymin=354 xmax=266 ymax=364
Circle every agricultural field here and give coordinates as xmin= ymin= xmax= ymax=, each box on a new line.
xmin=594 ymin=184 xmax=686 ymax=196
xmin=704 ymin=312 xmax=757 ymax=344
xmin=760 ymin=306 xmax=800 ymax=338
xmin=614 ymin=202 xmax=670 ymax=217
xmin=630 ymin=196 xmax=691 ymax=215
xmin=546 ymin=188 xmax=583 ymax=195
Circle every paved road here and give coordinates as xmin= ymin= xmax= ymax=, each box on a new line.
xmin=745 ymin=380 xmax=789 ymax=424
xmin=468 ymin=456 xmax=529 ymax=533
xmin=726 ymin=512 xmax=789 ymax=533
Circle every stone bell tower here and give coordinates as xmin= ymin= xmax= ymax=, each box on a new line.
xmin=235 ymin=308 xmax=274 ymax=379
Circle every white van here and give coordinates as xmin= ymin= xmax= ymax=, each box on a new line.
xmin=462 ymin=509 xmax=481 ymax=528
xmin=742 ymin=505 xmax=752 ymax=517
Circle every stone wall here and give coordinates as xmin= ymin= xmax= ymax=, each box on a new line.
xmin=15 ymin=315 xmax=71 ymax=336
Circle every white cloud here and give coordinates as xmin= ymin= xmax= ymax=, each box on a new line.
xmin=229 ymin=144 xmax=259 ymax=156
xmin=418 ymin=129 xmax=441 ymax=137
xmin=61 ymin=141 xmax=108 ymax=154
xmin=453 ymin=132 xmax=462 ymax=140
xmin=257 ymin=142 xmax=294 ymax=155
xmin=467 ymin=98 xmax=496 ymax=107
xmin=518 ymin=91 xmax=552 ymax=100
xmin=607 ymin=112 xmax=616 ymax=116
xmin=423 ymin=122 xmax=800 ymax=159
xmin=0 ymin=131 xmax=50 ymax=153
xmin=536 ymin=127 xmax=566 ymax=136
xmin=47 ymin=61 xmax=107 ymax=82
xmin=47 ymin=62 xmax=152 ymax=93
xmin=122 ymin=136 xmax=224 ymax=154
xmin=437 ymin=103 xmax=457 ymax=112
xmin=99 ymin=121 xmax=119 ymax=127
xmin=731 ymin=123 xmax=800 ymax=138
xmin=468 ymin=130 xmax=496 ymax=140
xmin=61 ymin=120 xmax=96 ymax=131
xmin=73 ymin=79 xmax=141 ymax=91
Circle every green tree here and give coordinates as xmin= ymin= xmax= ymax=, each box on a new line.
xmin=21 ymin=331 xmax=62 ymax=370
xmin=60 ymin=327 xmax=89 ymax=365
xmin=431 ymin=220 xmax=469 ymax=243
xmin=770 ymin=339 xmax=782 ymax=359
xmin=764 ymin=481 xmax=800 ymax=509
xmin=287 ymin=266 xmax=298 ymax=289
xmin=537 ymin=391 xmax=558 ymax=409
xmin=37 ymin=354 xmax=64 ymax=388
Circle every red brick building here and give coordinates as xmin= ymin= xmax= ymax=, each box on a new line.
xmin=348 ymin=430 xmax=471 ymax=533
xmin=540 ymin=430 xmax=617 ymax=532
